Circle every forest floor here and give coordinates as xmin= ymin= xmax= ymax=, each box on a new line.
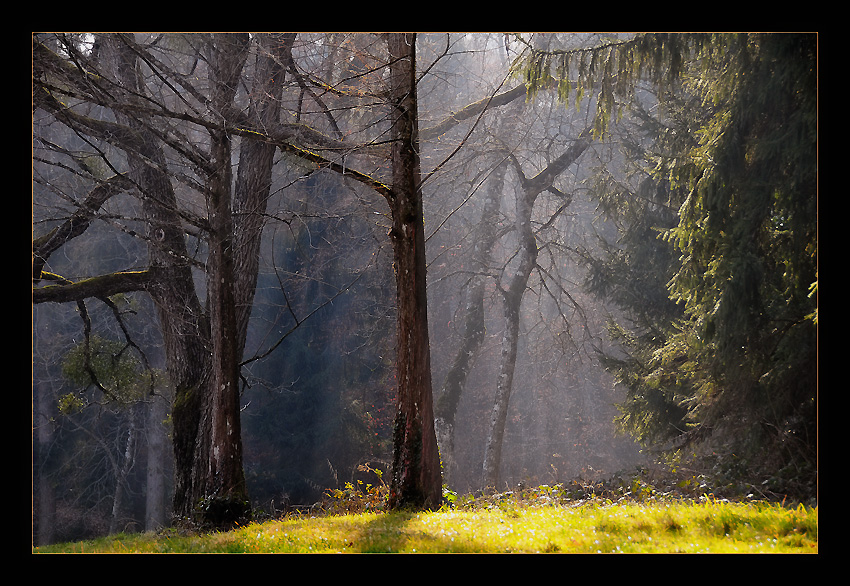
xmin=34 ymin=498 xmax=817 ymax=554
xmin=34 ymin=472 xmax=818 ymax=554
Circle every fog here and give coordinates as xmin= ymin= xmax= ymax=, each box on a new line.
xmin=33 ymin=32 xmax=741 ymax=543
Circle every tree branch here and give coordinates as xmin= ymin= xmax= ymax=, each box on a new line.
xmin=33 ymin=172 xmax=134 ymax=279
xmin=33 ymin=267 xmax=165 ymax=304
xmin=523 ymin=127 xmax=594 ymax=199
xmin=273 ymin=141 xmax=395 ymax=200
xmin=419 ymin=84 xmax=529 ymax=141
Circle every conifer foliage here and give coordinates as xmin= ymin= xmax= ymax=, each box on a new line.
xmin=529 ymin=33 xmax=817 ymax=497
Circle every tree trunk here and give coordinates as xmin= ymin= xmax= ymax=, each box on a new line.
xmin=192 ymin=34 xmax=252 ymax=526
xmin=481 ymin=130 xmax=593 ymax=489
xmin=482 ymin=185 xmax=538 ymax=488
xmin=34 ymin=378 xmax=55 ymax=546
xmin=435 ymin=158 xmax=505 ymax=485
xmin=92 ymin=34 xmax=215 ymax=524
xmin=109 ymin=413 xmax=138 ymax=534
xmin=98 ymin=34 xmax=255 ymax=526
xmin=385 ymin=33 xmax=442 ymax=510
xmin=233 ymin=34 xmax=295 ymax=357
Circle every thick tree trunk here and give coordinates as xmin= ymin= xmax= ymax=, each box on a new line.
xmin=192 ymin=34 xmax=252 ymax=526
xmin=385 ymin=33 xmax=442 ymax=510
xmin=233 ymin=34 xmax=295 ymax=357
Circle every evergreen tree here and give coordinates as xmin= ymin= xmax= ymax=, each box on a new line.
xmin=530 ymin=33 xmax=817 ymax=497
xmin=660 ymin=34 xmax=817 ymax=496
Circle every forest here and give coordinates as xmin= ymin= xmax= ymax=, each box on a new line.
xmin=32 ymin=33 xmax=817 ymax=546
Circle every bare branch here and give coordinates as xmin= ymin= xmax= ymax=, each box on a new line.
xmin=32 ymin=172 xmax=134 ymax=279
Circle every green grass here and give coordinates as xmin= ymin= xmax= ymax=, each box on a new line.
xmin=33 ymin=496 xmax=817 ymax=554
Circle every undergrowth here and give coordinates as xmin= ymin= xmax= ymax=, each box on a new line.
xmin=34 ymin=465 xmax=817 ymax=553
xmin=319 ymin=463 xmax=815 ymax=516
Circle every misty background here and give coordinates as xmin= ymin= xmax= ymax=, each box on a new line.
xmin=33 ymin=32 xmax=816 ymax=544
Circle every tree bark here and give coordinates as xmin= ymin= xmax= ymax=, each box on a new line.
xmin=385 ymin=33 xmax=442 ymax=510
xmin=191 ymin=34 xmax=252 ymax=526
xmin=233 ymin=34 xmax=294 ymax=358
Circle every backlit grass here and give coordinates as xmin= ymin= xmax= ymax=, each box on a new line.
xmin=34 ymin=497 xmax=817 ymax=553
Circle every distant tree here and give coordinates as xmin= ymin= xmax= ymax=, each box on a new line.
xmin=426 ymin=34 xmax=631 ymax=490
xmin=434 ymin=155 xmax=505 ymax=485
xmin=481 ymin=126 xmax=593 ymax=488
xmin=427 ymin=34 xmax=602 ymax=490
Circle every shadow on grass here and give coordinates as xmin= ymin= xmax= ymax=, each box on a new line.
xmin=351 ymin=510 xmax=482 ymax=553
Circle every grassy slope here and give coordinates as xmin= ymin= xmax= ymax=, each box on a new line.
xmin=34 ymin=497 xmax=817 ymax=554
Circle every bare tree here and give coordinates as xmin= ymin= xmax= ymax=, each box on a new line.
xmin=433 ymin=157 xmax=505 ymax=485
xmin=33 ymin=33 xmax=451 ymax=522
xmin=33 ymin=33 xmax=286 ymax=525
xmin=481 ymin=128 xmax=593 ymax=488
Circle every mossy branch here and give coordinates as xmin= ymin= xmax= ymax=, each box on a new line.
xmin=33 ymin=267 xmax=166 ymax=304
